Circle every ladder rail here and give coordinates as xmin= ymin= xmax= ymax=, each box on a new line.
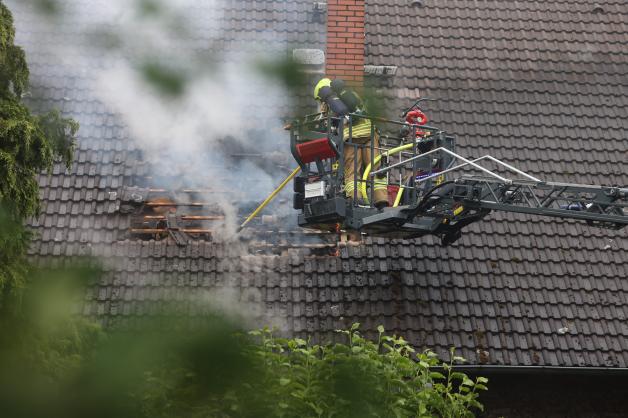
xmin=471 ymin=201 xmax=627 ymax=225
xmin=448 ymin=177 xmax=628 ymax=228
xmin=371 ymin=147 xmax=543 ymax=183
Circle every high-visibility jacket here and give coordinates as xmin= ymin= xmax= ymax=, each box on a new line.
xmin=343 ymin=115 xmax=372 ymax=141
xmin=319 ymin=103 xmax=373 ymax=141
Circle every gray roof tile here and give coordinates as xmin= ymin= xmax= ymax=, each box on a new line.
xmin=8 ymin=0 xmax=628 ymax=368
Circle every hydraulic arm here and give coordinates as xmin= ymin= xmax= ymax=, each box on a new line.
xmin=388 ymin=175 xmax=628 ymax=246
xmin=357 ymin=146 xmax=627 ymax=244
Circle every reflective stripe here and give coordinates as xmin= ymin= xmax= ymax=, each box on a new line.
xmin=374 ymin=177 xmax=387 ymax=187
xmin=343 ymin=119 xmax=372 ymax=140
xmin=345 ymin=182 xmax=355 ymax=197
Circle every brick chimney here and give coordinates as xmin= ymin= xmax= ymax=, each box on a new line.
xmin=325 ymin=0 xmax=365 ymax=87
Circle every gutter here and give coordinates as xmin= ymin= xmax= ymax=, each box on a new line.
xmin=439 ymin=365 xmax=628 ymax=376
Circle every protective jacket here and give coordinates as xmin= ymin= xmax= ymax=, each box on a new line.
xmin=314 ymin=78 xmax=372 ymax=141
xmin=314 ymin=78 xmax=387 ymax=207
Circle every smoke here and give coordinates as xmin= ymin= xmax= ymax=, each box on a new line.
xmin=14 ymin=0 xmax=299 ymax=240
xmin=9 ymin=0 xmax=308 ymax=328
xmin=92 ymin=0 xmax=297 ymax=239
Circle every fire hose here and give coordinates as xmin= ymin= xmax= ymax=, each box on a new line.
xmin=238 ymin=140 xmax=427 ymax=232
xmin=360 ymin=143 xmax=415 ymax=207
xmin=237 ymin=166 xmax=301 ymax=232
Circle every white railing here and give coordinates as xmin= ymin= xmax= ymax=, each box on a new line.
xmin=370 ymin=146 xmax=542 ymax=185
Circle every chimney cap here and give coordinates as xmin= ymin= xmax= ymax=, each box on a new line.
xmin=293 ymin=49 xmax=325 ymax=66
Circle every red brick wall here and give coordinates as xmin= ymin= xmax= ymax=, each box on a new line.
xmin=326 ymin=0 xmax=365 ymax=87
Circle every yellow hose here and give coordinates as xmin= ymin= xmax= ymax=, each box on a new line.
xmin=237 ymin=167 xmax=301 ymax=232
xmin=393 ymin=187 xmax=404 ymax=207
xmin=360 ymin=143 xmax=415 ymax=204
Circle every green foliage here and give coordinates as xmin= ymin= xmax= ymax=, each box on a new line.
xmin=360 ymin=86 xmax=388 ymax=120
xmin=0 ymin=267 xmax=488 ymax=418
xmin=32 ymin=0 xmax=60 ymax=16
xmin=138 ymin=324 xmax=487 ymax=418
xmin=0 ymin=99 xmax=77 ymax=217
xmin=37 ymin=109 xmax=79 ymax=169
xmin=0 ymin=2 xmax=29 ymax=97
xmin=136 ymin=0 xmax=163 ymax=17
xmin=0 ymin=265 xmax=106 ymax=417
xmin=0 ymin=204 xmax=30 ymax=290
xmin=256 ymin=55 xmax=307 ymax=92
xmin=0 ymin=1 xmax=78 ymax=291
xmin=139 ymin=61 xmax=188 ymax=97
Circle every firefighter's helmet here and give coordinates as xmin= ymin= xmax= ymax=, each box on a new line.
xmin=314 ymin=77 xmax=332 ymax=100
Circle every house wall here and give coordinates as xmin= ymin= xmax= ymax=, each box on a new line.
xmin=478 ymin=373 xmax=628 ymax=417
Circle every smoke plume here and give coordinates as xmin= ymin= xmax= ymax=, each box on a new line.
xmin=13 ymin=0 xmax=300 ymax=239
xmin=9 ymin=0 xmax=309 ymax=328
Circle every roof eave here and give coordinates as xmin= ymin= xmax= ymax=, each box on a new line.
xmin=446 ymin=365 xmax=628 ymax=376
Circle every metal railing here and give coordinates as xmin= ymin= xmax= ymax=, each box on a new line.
xmin=371 ymin=147 xmax=543 ymax=185
xmin=292 ymin=112 xmax=452 ymax=208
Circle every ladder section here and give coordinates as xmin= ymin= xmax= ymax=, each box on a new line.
xmin=372 ymin=146 xmax=627 ymax=229
xmin=449 ymin=178 xmax=628 ymax=229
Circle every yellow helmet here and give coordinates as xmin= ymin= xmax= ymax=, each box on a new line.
xmin=314 ymin=77 xmax=332 ymax=100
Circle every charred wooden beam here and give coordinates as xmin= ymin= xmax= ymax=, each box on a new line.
xmin=143 ymin=215 xmax=225 ymax=221
xmin=148 ymin=189 xmax=231 ymax=194
xmin=145 ymin=202 xmax=220 ymax=207
xmin=130 ymin=228 xmax=212 ymax=234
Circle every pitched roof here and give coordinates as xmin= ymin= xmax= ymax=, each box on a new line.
xmin=364 ymin=0 xmax=628 ymax=367
xmin=9 ymin=0 xmax=628 ymax=368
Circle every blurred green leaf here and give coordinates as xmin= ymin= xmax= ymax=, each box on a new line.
xmin=33 ymin=0 xmax=59 ymax=16
xmin=450 ymin=372 xmax=466 ymax=381
xmin=139 ymin=62 xmax=187 ymax=97
xmin=256 ymin=55 xmax=306 ymax=92
xmin=86 ymin=28 xmax=123 ymax=51
xmin=136 ymin=0 xmax=162 ymax=17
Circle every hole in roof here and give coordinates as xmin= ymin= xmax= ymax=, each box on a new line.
xmin=119 ymin=185 xmax=341 ymax=256
xmin=129 ymin=190 xmax=219 ymax=244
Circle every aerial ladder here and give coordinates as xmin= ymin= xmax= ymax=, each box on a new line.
xmin=241 ymin=100 xmax=627 ymax=245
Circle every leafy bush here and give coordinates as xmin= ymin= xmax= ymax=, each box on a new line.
xmin=0 ymin=265 xmax=105 ymax=417
xmin=0 ymin=266 xmax=487 ymax=418
xmin=139 ymin=324 xmax=487 ymax=418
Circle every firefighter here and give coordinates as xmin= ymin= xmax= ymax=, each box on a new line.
xmin=313 ymin=78 xmax=388 ymax=209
